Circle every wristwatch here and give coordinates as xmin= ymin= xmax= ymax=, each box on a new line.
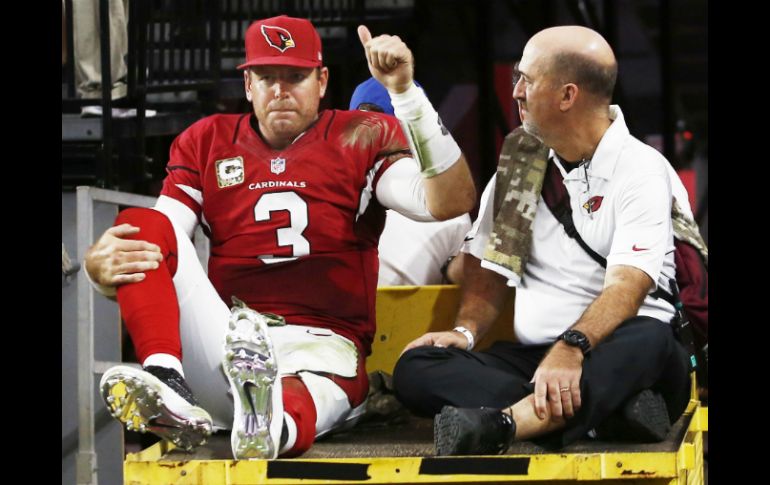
xmin=559 ymin=329 xmax=591 ymax=355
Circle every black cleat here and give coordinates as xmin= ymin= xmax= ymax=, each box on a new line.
xmin=434 ymin=406 xmax=516 ymax=456
xmin=143 ymin=366 xmax=202 ymax=406
xmin=596 ymin=389 xmax=671 ymax=442
xmin=100 ymin=365 xmax=213 ymax=451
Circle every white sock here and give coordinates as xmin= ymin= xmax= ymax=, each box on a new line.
xmin=142 ymin=353 xmax=185 ymax=377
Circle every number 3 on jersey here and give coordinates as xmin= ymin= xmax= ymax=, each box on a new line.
xmin=254 ymin=191 xmax=310 ymax=264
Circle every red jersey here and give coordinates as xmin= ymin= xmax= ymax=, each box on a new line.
xmin=160 ymin=110 xmax=411 ymax=355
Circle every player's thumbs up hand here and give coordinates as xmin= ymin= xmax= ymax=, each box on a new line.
xmin=357 ymin=25 xmax=414 ymax=94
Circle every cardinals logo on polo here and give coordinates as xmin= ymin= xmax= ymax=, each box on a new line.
xmin=261 ymin=25 xmax=295 ymax=52
xmin=583 ymin=195 xmax=604 ymax=214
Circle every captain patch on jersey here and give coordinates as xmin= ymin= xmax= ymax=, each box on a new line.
xmin=216 ymin=157 xmax=245 ymax=188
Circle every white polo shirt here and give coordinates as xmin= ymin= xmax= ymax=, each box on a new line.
xmin=465 ymin=106 xmax=690 ymax=345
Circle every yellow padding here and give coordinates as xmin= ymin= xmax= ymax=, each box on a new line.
xmin=366 ymin=285 xmax=515 ymax=374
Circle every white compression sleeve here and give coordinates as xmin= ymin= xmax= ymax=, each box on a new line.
xmin=376 ymin=157 xmax=436 ymax=222
xmin=153 ymin=195 xmax=198 ymax=240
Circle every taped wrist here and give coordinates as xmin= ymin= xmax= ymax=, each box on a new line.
xmin=390 ymin=83 xmax=461 ymax=178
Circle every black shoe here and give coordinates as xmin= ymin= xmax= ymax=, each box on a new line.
xmin=144 ymin=366 xmax=202 ymax=406
xmin=434 ymin=406 xmax=516 ymax=456
xmin=596 ymin=389 xmax=671 ymax=442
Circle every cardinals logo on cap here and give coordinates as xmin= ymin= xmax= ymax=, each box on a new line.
xmin=261 ymin=25 xmax=295 ymax=52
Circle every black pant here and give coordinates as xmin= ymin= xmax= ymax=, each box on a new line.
xmin=393 ymin=316 xmax=691 ymax=448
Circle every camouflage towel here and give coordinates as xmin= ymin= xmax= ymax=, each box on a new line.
xmin=672 ymin=199 xmax=708 ymax=266
xmin=482 ymin=127 xmax=707 ymax=282
xmin=481 ymin=127 xmax=549 ymax=283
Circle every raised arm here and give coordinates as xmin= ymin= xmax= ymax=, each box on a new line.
xmin=358 ymin=25 xmax=475 ymax=220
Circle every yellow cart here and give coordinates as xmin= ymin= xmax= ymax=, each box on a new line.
xmin=124 ymin=286 xmax=708 ymax=485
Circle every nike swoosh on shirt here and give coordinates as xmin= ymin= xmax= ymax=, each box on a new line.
xmin=632 ymin=245 xmax=649 ymax=251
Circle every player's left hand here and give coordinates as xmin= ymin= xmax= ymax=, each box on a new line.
xmin=357 ymin=25 xmax=414 ymax=94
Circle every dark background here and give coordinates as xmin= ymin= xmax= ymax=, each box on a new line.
xmin=61 ymin=0 xmax=707 ymax=239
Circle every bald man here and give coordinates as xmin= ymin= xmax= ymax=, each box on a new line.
xmin=392 ymin=26 xmax=693 ymax=454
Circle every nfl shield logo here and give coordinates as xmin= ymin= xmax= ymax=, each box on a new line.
xmin=271 ymin=157 xmax=286 ymax=175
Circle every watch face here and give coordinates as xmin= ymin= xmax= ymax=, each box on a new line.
xmin=562 ymin=330 xmax=589 ymax=353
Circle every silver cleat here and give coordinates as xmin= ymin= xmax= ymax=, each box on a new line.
xmin=222 ymin=298 xmax=283 ymax=460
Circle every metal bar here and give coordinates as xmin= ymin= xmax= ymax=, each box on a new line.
xmin=144 ymin=80 xmax=213 ymax=92
xmin=63 ymin=407 xmax=115 ymax=460
xmin=179 ymin=1 xmax=188 ymax=79
xmin=86 ymin=186 xmax=158 ymax=207
xmin=162 ymin=17 xmax=170 ymax=82
xmin=172 ymin=8 xmax=181 ymax=79
xmin=125 ymin=451 xmax=684 ymax=482
xmin=99 ymin=0 xmax=113 ymax=188
xmin=126 ymin=0 xmax=135 ymax=98
xmin=76 ymin=186 xmax=97 ymax=485
xmin=147 ymin=10 xmax=156 ymax=84
xmin=209 ymin=0 xmax=222 ymax=114
xmin=222 ymin=0 xmax=230 ymax=55
xmin=136 ymin=2 xmax=149 ymax=184
xmin=94 ymin=360 xmax=141 ymax=375
xmin=182 ymin=1 xmax=192 ymax=79
xmin=74 ymin=186 xmax=154 ymax=484
xmin=196 ymin=0 xmax=205 ymax=75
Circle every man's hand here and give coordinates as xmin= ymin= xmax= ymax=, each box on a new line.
xmin=401 ymin=330 xmax=469 ymax=355
xmin=357 ymin=25 xmax=414 ymax=93
xmin=532 ymin=342 xmax=584 ymax=420
xmin=84 ymin=223 xmax=163 ymax=287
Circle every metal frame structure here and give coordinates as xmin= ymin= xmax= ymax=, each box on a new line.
xmin=62 ymin=0 xmax=221 ymax=190
xmin=75 ymin=186 xmax=207 ymax=485
xmin=75 ymin=187 xmax=155 ymax=485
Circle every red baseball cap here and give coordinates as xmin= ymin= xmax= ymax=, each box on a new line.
xmin=237 ymin=15 xmax=323 ymax=70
